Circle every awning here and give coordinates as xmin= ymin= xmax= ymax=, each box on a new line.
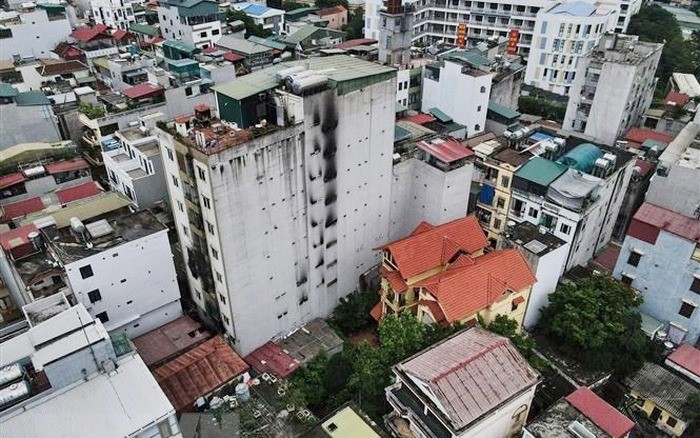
xmin=428 ymin=107 xmax=452 ymax=123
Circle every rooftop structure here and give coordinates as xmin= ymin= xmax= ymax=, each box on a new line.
xmin=627 ymin=202 xmax=700 ymax=246
xmin=276 ymin=319 xmax=343 ymax=365
xmin=665 ymin=344 xmax=700 ymax=385
xmin=669 ymin=73 xmax=700 ymax=98
xmin=308 ymin=404 xmax=382 ymax=437
xmin=132 ymin=315 xmax=212 ymax=367
xmin=153 ymin=335 xmax=249 ymax=414
xmin=244 ymin=341 xmax=301 ymax=378
xmin=387 ymin=327 xmax=540 ymax=437
xmin=626 ymin=362 xmax=700 ymax=421
xmin=526 ymin=387 xmax=634 ymax=438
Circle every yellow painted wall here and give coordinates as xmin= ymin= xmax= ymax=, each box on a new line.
xmin=631 ymin=392 xmax=687 ymax=437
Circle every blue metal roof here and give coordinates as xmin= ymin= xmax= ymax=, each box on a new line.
xmin=530 ymin=132 xmax=552 ymax=143
xmin=557 ymin=143 xmax=603 ymax=173
xmin=549 ymin=1 xmax=597 ymax=17
xmin=242 ymin=4 xmax=271 ymax=16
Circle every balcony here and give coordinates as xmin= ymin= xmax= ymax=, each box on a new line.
xmin=387 ymin=385 xmax=452 ymax=438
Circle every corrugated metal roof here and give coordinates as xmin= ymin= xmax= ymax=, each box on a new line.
xmin=0 ymin=83 xmax=18 ymax=98
xmin=549 ymin=1 xmax=597 ymax=16
xmin=14 ymin=90 xmax=51 ymax=106
xmin=398 ymin=328 xmax=539 ymax=430
xmin=56 ymin=181 xmax=102 ymax=204
xmin=629 ymin=202 xmax=700 ymax=244
xmin=515 ymin=157 xmax=567 ymax=187
xmin=0 ymin=171 xmax=26 ymax=189
xmin=416 ymin=137 xmax=473 ymax=163
xmin=1 ymin=196 xmax=45 ymax=220
xmin=244 ymin=341 xmax=301 ymax=378
xmin=626 ymin=362 xmax=700 ymax=418
xmin=487 ymin=100 xmax=520 ymax=120
xmin=133 ymin=316 xmax=212 ymax=367
xmin=565 ymin=388 xmax=634 ymax=438
xmin=45 ymin=158 xmax=89 ymax=175
xmin=122 ymin=83 xmax=164 ymax=100
xmin=666 ymin=344 xmax=700 ymax=381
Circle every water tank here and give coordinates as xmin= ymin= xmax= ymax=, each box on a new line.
xmin=291 ymin=75 xmax=328 ymax=94
xmin=557 ymin=143 xmax=604 ymax=173
xmin=235 ymin=383 xmax=250 ymax=402
xmin=0 ymin=381 xmax=30 ymax=409
xmin=69 ymin=217 xmax=86 ymax=235
xmin=275 ymin=65 xmax=305 ymax=81
xmin=285 ymin=70 xmax=316 ymax=87
xmin=27 ymin=231 xmax=42 ymax=251
xmin=0 ymin=364 xmax=23 ymax=387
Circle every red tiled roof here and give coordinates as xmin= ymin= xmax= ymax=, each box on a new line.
xmin=399 ymin=328 xmax=539 ymax=430
xmin=379 ymin=216 xmax=489 ymax=279
xmin=1 ymin=197 xmax=45 ymax=220
xmin=0 ymin=172 xmax=26 ymax=190
xmin=45 ymin=158 xmax=90 ymax=175
xmin=416 ymin=137 xmax=474 ymax=163
xmin=400 ymin=113 xmax=436 ymax=125
xmin=71 ymin=24 xmax=110 ymax=42
xmin=223 ymin=52 xmax=244 ymax=62
xmin=132 ymin=316 xmax=212 ymax=367
xmin=667 ymin=343 xmax=700 ymax=379
xmin=153 ymin=336 xmax=249 ymax=413
xmin=590 ymin=243 xmax=621 ymax=274
xmin=566 ymin=388 xmax=634 ymax=438
xmin=624 ymin=128 xmax=673 ymax=148
xmin=0 ymin=224 xmax=38 ymax=258
xmin=418 ymin=300 xmax=447 ymax=324
xmin=55 ymin=181 xmax=102 ymax=204
xmin=370 ymin=302 xmax=383 ymax=323
xmin=53 ymin=42 xmax=84 ymax=60
xmin=244 ymin=341 xmax=301 ymax=378
xmin=122 ymin=82 xmax=164 ymax=100
xmin=317 ymin=5 xmax=346 ymax=15
xmin=335 ymin=38 xmax=377 ymax=49
xmin=380 ymin=265 xmax=408 ymax=293
xmin=202 ymin=46 xmax=218 ymax=54
xmin=112 ymin=29 xmax=135 ymax=41
xmin=628 ymin=202 xmax=700 ymax=244
xmin=411 ymin=221 xmax=434 ymax=236
xmin=512 ymin=296 xmax=525 ymax=306
xmin=414 ymin=249 xmax=536 ymax=322
xmin=663 ymin=91 xmax=690 ymax=107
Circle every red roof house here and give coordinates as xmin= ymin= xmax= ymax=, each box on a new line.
xmin=132 ymin=316 xmax=212 ymax=367
xmin=565 ymin=388 xmax=635 ymax=438
xmin=45 ymin=158 xmax=90 ymax=175
xmin=666 ymin=343 xmax=700 ymax=384
xmin=0 ymin=224 xmax=39 ymax=259
xmin=71 ymin=24 xmax=111 ymax=43
xmin=628 ymin=202 xmax=700 ymax=245
xmin=0 ymin=172 xmax=26 ymax=190
xmin=1 ymin=197 xmax=45 ymax=221
xmin=623 ymin=127 xmax=673 ymax=149
xmin=55 ymin=181 xmax=102 ymax=204
xmin=122 ymin=83 xmax=165 ymax=100
xmin=663 ymin=91 xmax=690 ymax=107
xmin=243 ymin=341 xmax=301 ymax=378
xmin=153 ymin=336 xmax=249 ymax=414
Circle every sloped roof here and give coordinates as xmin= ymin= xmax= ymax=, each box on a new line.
xmin=55 ymin=181 xmax=102 ymax=204
xmin=153 ymin=336 xmax=249 ymax=413
xmin=130 ymin=22 xmax=159 ymax=37
xmin=666 ymin=343 xmax=700 ymax=379
xmin=416 ymin=137 xmax=473 ymax=163
xmin=0 ymin=172 xmax=26 ymax=189
xmin=1 ymin=197 xmax=45 ymax=220
xmin=335 ymin=38 xmax=376 ymax=49
xmin=45 ymin=157 xmax=90 ymax=175
xmin=415 ymin=249 xmax=536 ymax=322
xmin=71 ymin=24 xmax=110 ymax=42
xmin=243 ymin=341 xmax=300 ymax=378
xmin=317 ymin=5 xmax=346 ymax=15
xmin=400 ymin=113 xmax=436 ymax=125
xmin=122 ymin=83 xmax=164 ymax=99
xmin=398 ymin=327 xmax=539 ymax=430
xmin=132 ymin=316 xmax=212 ymax=367
xmin=380 ymin=265 xmax=407 ymax=293
xmin=565 ymin=388 xmax=634 ymax=438
xmin=624 ymin=127 xmax=673 ymax=147
xmin=626 ymin=362 xmax=700 ymax=418
xmin=14 ymin=91 xmax=51 ymax=106
xmin=515 ymin=157 xmax=567 ymax=187
xmin=0 ymin=83 xmax=19 ymax=98
xmin=38 ymin=60 xmax=89 ymax=76
xmin=629 ymin=202 xmax=700 ymax=244
xmin=379 ymin=216 xmax=489 ymax=279
xmin=663 ymin=90 xmax=690 ymax=107
xmin=549 ymin=1 xmax=597 ymax=16
xmin=0 ymin=223 xmax=38 ymax=252
xmin=487 ymin=100 xmax=520 ymax=120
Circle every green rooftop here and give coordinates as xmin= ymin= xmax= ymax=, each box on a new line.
xmin=428 ymin=107 xmax=452 ymax=123
xmin=441 ymin=49 xmax=491 ymax=68
xmin=163 ymin=39 xmax=199 ymax=54
xmin=0 ymin=83 xmax=19 ymax=98
xmin=515 ymin=157 xmax=567 ymax=187
xmin=213 ymin=55 xmax=395 ymax=100
xmin=285 ymin=6 xmax=318 ymax=20
xmin=130 ymin=22 xmax=159 ymax=37
xmin=488 ymin=100 xmax=520 ymax=120
xmin=394 ymin=124 xmax=412 ymax=142
xmin=14 ymin=90 xmax=51 ymax=106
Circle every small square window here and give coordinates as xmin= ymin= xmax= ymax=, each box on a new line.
xmin=690 ymin=277 xmax=700 ymax=294
xmin=219 ymin=293 xmax=226 ymax=304
xmin=79 ymin=265 xmax=94 ymax=279
xmin=216 ymin=271 xmax=223 ymax=282
xmin=202 ymin=196 xmax=211 ymax=209
xmin=496 ymin=197 xmax=505 ymax=209
xmin=197 ymin=167 xmax=206 ymax=181
xmin=560 ymin=223 xmax=571 ymax=235
xmin=679 ymin=301 xmax=695 ymax=318
xmin=87 ymin=289 xmax=102 ymax=303
xmin=528 ymin=207 xmax=538 ymax=218
xmin=666 ymin=417 xmax=678 ymax=428
xmin=96 ymin=311 xmax=109 ymax=323
xmin=621 ymin=274 xmax=634 ymax=286
xmin=627 ymin=251 xmax=641 ymax=267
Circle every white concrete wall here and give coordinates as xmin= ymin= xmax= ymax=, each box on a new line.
xmin=0 ymin=10 xmax=72 ymax=61
xmin=363 ymin=0 xmax=382 ymax=40
xmin=421 ymin=61 xmax=491 ymax=137
xmin=396 ymin=68 xmax=410 ymax=108
xmin=92 ymin=0 xmax=139 ymax=30
xmin=522 ymin=242 xmax=569 ymax=328
xmin=64 ymin=229 xmax=182 ymax=338
xmin=389 ymin=158 xmax=473 ymax=241
xmin=460 ymin=385 xmax=537 ymax=438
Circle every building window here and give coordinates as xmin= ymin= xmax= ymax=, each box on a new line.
xmin=627 ymin=251 xmax=642 ymax=267
xmin=216 ymin=271 xmax=223 ymax=282
xmin=87 ymin=289 xmax=102 ymax=303
xmin=206 ymin=221 xmax=215 ymax=234
xmin=475 ymin=124 xmax=481 ymax=131
xmin=692 ymin=244 xmax=700 ymax=262
xmin=157 ymin=420 xmax=172 ymax=438
xmin=166 ymin=148 xmax=174 ymax=161
xmin=172 ymin=175 xmax=179 ymax=187
xmin=479 ymin=86 xmax=486 ymax=93
xmin=96 ymin=311 xmax=109 ymax=323
xmin=477 ymin=105 xmax=481 ymax=112
xmin=197 ymin=167 xmax=206 ymax=181
xmin=666 ymin=417 xmax=678 ymax=428
xmin=528 ymin=207 xmax=538 ymax=218
xmin=219 ymin=293 xmax=226 ymax=305
xmin=493 ymin=218 xmax=502 ymax=230
xmin=679 ymin=301 xmax=695 ymax=319
xmin=212 ymin=29 xmax=220 ymax=35
xmin=202 ymin=196 xmax=211 ymax=209
xmin=222 ymin=314 xmax=230 ymax=325
xmin=182 ymin=225 xmax=188 ymax=237
xmin=79 ymin=265 xmax=94 ymax=279
xmin=496 ymin=197 xmax=505 ymax=209
xmin=200 ymin=31 xmax=207 ymax=38
xmin=177 ymin=200 xmax=184 ymax=212
xmin=560 ymin=223 xmax=571 ymax=235
xmin=621 ymin=274 xmax=634 ymax=286
xmin=211 ymin=247 xmax=219 ymax=260
xmin=500 ymin=175 xmax=510 ymax=188
xmin=691 ymin=277 xmax=700 ymax=294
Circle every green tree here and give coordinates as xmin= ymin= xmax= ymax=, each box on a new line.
xmin=517 ymin=96 xmax=567 ymax=122
xmin=378 ymin=311 xmax=426 ymax=364
xmin=291 ymin=352 xmax=330 ymax=406
xmin=226 ymin=9 xmax=273 ymax=38
xmin=281 ymin=0 xmax=308 ymax=10
xmin=347 ymin=341 xmax=390 ymax=402
xmin=329 ymin=290 xmax=378 ymax=334
xmin=343 ymin=7 xmax=365 ymax=40
xmin=539 ymin=276 xmax=655 ymax=376
xmin=314 ymin=0 xmax=349 ymax=9
xmin=683 ymin=392 xmax=700 ymax=424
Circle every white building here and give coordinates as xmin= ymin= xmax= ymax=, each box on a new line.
xmin=0 ymin=295 xmax=181 ymax=438
xmin=524 ymin=1 xmax=615 ymax=95
xmin=421 ymin=51 xmax=492 ymax=138
xmin=600 ymin=0 xmax=642 ymax=33
xmin=0 ymin=7 xmax=72 ymax=62
xmin=92 ymin=0 xmax=143 ymax=30
xmin=386 ymin=327 xmax=540 ymax=438
xmin=158 ymin=56 xmax=396 ymax=355
xmin=232 ymin=3 xmax=285 ymax=35
xmin=102 ymin=113 xmax=168 ymax=210
xmin=563 ymin=33 xmax=663 ymax=146
xmin=157 ymin=0 xmax=222 ymax=49
xmin=508 ymin=142 xmax=635 ymax=271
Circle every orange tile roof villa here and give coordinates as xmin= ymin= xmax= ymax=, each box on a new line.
xmin=372 ymin=216 xmax=536 ymax=328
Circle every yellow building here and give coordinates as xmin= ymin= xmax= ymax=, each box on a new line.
xmin=626 ymin=362 xmax=700 ymax=437
xmin=371 ymin=216 xmax=536 ymax=329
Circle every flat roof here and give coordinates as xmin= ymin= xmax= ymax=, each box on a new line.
xmin=276 ymin=319 xmax=343 ymax=365
xmin=0 ymin=354 xmax=175 ymax=438
xmin=213 ymin=55 xmax=395 ymax=101
xmin=488 ymin=100 xmax=520 ymax=120
xmin=515 ymin=157 xmax=567 ymax=187
xmin=645 ymin=165 xmax=700 ymax=217
xmin=507 ymin=221 xmax=566 ymax=257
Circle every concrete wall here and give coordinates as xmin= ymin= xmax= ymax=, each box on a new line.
xmin=522 ymin=242 xmax=569 ymax=329
xmin=389 ymin=158 xmax=473 ymax=241
xmin=613 ymin=231 xmax=700 ymax=344
xmin=0 ymin=173 xmax=91 ymax=206
xmin=64 ymin=229 xmax=182 ymax=338
xmin=0 ymin=103 xmax=62 ymax=147
xmin=490 ymin=69 xmax=524 ymax=110
xmin=43 ymin=339 xmax=115 ymax=390
xmin=421 ymin=60 xmax=491 ymax=137
xmin=0 ymin=10 xmax=72 ymax=61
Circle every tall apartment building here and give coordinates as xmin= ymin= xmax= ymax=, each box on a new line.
xmin=157 ymin=0 xmax=222 ymax=49
xmin=0 ymin=6 xmax=72 ymax=62
xmin=157 ymin=56 xmax=396 ymax=355
xmin=92 ymin=0 xmax=144 ymax=30
xmin=102 ymin=112 xmax=168 ymax=210
xmin=0 ymin=294 xmax=181 ymax=438
xmin=524 ymin=1 xmax=615 ymax=95
xmin=564 ymin=34 xmax=663 ymax=146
